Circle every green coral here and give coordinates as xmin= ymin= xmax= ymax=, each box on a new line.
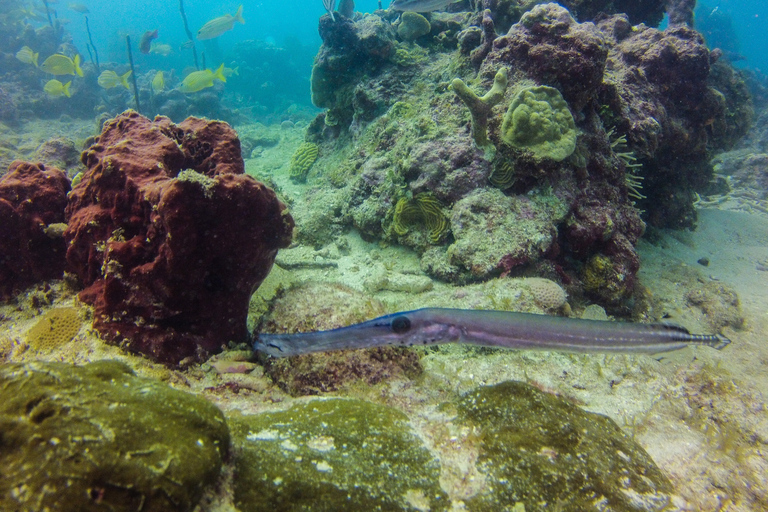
xmin=397 ymin=11 xmax=431 ymax=41
xmin=501 ymin=85 xmax=577 ymax=161
xmin=230 ymin=398 xmax=446 ymax=511
xmin=489 ymin=157 xmax=515 ymax=189
xmin=451 ymin=67 xmax=508 ymax=154
xmin=0 ymin=360 xmax=229 ymax=512
xmin=289 ymin=142 xmax=319 ymax=182
xmin=458 ymin=381 xmax=674 ymax=511
xmin=392 ymin=193 xmax=449 ymax=243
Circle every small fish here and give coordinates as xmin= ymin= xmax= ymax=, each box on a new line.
xmin=177 ymin=63 xmax=226 ymax=93
xmin=222 ymin=65 xmax=239 ymax=78
xmin=139 ymin=29 xmax=158 ymax=54
xmin=389 ymin=0 xmax=461 ymax=12
xmin=15 ymin=46 xmax=39 ymax=67
xmin=151 ymin=70 xmax=165 ymax=92
xmin=44 ymin=79 xmax=71 ymax=98
xmin=180 ymin=40 xmax=195 ymax=50
xmin=149 ymin=42 xmax=173 ymax=56
xmin=67 ymin=2 xmax=89 ymax=13
xmin=97 ymin=70 xmax=132 ymax=90
xmin=197 ymin=5 xmax=244 ymax=40
xmin=40 ymin=54 xmax=83 ymax=76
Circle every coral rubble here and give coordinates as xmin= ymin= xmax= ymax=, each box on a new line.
xmin=65 ymin=111 xmax=294 ymax=364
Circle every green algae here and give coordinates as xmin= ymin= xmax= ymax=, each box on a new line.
xmin=230 ymin=398 xmax=447 ymax=511
xmin=456 ymin=381 xmax=674 ymax=512
xmin=0 ymin=360 xmax=229 ymax=512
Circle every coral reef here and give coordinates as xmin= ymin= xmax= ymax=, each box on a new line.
xmin=0 ymin=160 xmax=70 ymax=299
xmin=65 ymin=111 xmax=294 ymax=364
xmin=451 ymin=67 xmax=508 ymax=152
xmin=397 ymin=12 xmax=431 ymax=42
xmin=0 ymin=360 xmax=229 ymax=512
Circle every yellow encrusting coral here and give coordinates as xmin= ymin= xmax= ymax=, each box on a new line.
xmin=289 ymin=142 xmax=319 ymax=182
xmin=25 ymin=307 xmax=82 ymax=352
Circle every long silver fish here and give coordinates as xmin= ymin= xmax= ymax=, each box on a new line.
xmin=254 ymin=308 xmax=730 ymax=358
xmin=389 ymin=0 xmax=461 ymax=12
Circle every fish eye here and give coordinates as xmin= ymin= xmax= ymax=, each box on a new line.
xmin=391 ymin=316 xmax=411 ymax=334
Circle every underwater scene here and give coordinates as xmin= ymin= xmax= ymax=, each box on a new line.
xmin=1 ymin=0 xmax=768 ymax=510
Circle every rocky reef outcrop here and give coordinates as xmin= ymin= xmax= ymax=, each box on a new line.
xmin=0 ymin=160 xmax=70 ymax=299
xmin=298 ymin=2 xmax=751 ymax=311
xmin=64 ymin=111 xmax=294 ymax=364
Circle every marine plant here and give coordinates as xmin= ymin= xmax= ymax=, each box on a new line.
xmin=392 ymin=193 xmax=449 ymax=243
xmin=608 ymin=129 xmax=645 ymax=201
xmin=500 ymin=85 xmax=576 ymax=161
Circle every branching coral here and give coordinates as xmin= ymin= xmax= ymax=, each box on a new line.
xmin=451 ymin=67 xmax=508 ymax=155
xmin=608 ymin=129 xmax=645 ymax=201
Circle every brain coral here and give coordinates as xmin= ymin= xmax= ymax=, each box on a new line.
xmin=522 ymin=277 xmax=567 ymax=311
xmin=289 ymin=142 xmax=319 ymax=182
xmin=26 ymin=307 xmax=82 ymax=352
xmin=500 ymin=85 xmax=576 ymax=161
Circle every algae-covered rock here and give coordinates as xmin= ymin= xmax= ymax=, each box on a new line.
xmin=397 ymin=12 xmax=431 ymax=42
xmin=0 ymin=360 xmax=229 ymax=512
xmin=230 ymin=398 xmax=447 ymax=511
xmin=501 ymin=85 xmax=577 ymax=161
xmin=457 ymin=381 xmax=674 ymax=511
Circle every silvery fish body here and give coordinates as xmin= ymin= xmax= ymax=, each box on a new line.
xmin=389 ymin=0 xmax=460 ymax=12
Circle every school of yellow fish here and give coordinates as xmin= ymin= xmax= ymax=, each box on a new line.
xmin=14 ymin=4 xmax=246 ymax=100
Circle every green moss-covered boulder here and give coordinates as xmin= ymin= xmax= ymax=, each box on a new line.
xmin=457 ymin=381 xmax=674 ymax=512
xmin=230 ymin=398 xmax=447 ymax=511
xmin=0 ymin=360 xmax=229 ymax=512
xmin=500 ymin=85 xmax=577 ymax=161
xmin=397 ymin=12 xmax=431 ymax=42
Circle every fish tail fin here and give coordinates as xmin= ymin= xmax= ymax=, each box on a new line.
xmin=121 ymin=70 xmax=132 ymax=90
xmin=233 ymin=66 xmax=239 ymax=76
xmin=214 ymin=63 xmax=226 ymax=83
xmin=33 ymin=52 xmax=39 ymax=68
xmin=63 ymin=81 xmax=71 ymax=98
xmin=74 ymin=54 xmax=83 ymax=77
xmin=235 ymin=5 xmax=244 ymax=24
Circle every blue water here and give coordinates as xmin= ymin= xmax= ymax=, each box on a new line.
xmin=67 ymin=0 xmax=383 ymax=64
xmin=695 ymin=0 xmax=768 ymax=73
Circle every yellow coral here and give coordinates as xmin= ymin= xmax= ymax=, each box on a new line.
xmin=289 ymin=142 xmax=319 ymax=182
xmin=392 ymin=194 xmax=449 ymax=243
xmin=26 ymin=307 xmax=82 ymax=352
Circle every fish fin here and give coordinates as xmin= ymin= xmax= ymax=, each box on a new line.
xmin=74 ymin=54 xmax=83 ymax=77
xmin=33 ymin=52 xmax=39 ymax=68
xmin=121 ymin=70 xmax=132 ymax=90
xmin=213 ymin=63 xmax=226 ymax=83
xmin=63 ymin=81 xmax=71 ymax=97
xmin=235 ymin=5 xmax=244 ymax=24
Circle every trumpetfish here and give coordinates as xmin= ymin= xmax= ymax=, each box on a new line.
xmin=253 ymin=308 xmax=730 ymax=358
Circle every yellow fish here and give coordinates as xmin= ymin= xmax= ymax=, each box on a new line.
xmin=197 ymin=5 xmax=244 ymax=40
xmin=40 ymin=54 xmax=83 ymax=77
xmin=15 ymin=46 xmax=39 ymax=67
xmin=97 ymin=70 xmax=132 ymax=90
xmin=151 ymin=70 xmax=165 ymax=92
xmin=44 ymin=79 xmax=71 ymax=98
xmin=177 ymin=63 xmax=226 ymax=93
